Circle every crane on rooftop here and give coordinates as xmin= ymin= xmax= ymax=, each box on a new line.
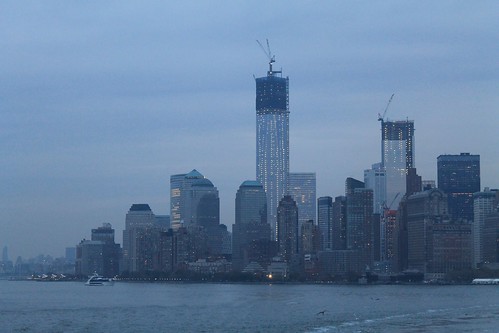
xmin=256 ymin=39 xmax=281 ymax=76
xmin=378 ymin=93 xmax=395 ymax=124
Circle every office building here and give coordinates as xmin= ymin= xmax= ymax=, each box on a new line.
xmin=76 ymin=223 xmax=120 ymax=277
xmin=289 ymin=172 xmax=316 ymax=233
xmin=232 ymin=181 xmax=271 ymax=272
xmin=332 ymin=196 xmax=347 ymax=250
xmin=317 ymin=196 xmax=333 ymax=250
xmin=122 ymin=204 xmax=157 ymax=273
xmin=381 ymin=120 xmax=415 ymax=210
xmin=405 ymin=189 xmax=472 ymax=278
xmin=345 ymin=178 xmax=374 ymax=270
xmin=277 ymin=195 xmax=299 ymax=264
xmin=256 ymin=58 xmax=289 ymax=241
xmin=170 ymin=169 xmax=220 ymax=230
xmin=437 ymin=153 xmax=480 ymax=221
xmin=473 ymin=189 xmax=499 ymax=267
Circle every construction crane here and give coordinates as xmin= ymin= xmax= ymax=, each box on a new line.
xmin=256 ymin=39 xmax=280 ymax=75
xmin=377 ymin=93 xmax=395 ymax=123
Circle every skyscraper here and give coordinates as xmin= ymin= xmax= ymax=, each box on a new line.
xmin=437 ymin=153 xmax=480 ymax=221
xmin=232 ymin=181 xmax=271 ymax=271
xmin=317 ymin=196 xmax=333 ymax=250
xmin=277 ymin=195 xmax=299 ymax=264
xmin=381 ymin=120 xmax=415 ymax=209
xmin=345 ymin=178 xmax=374 ymax=270
xmin=256 ymin=58 xmax=289 ymax=241
xmin=289 ymin=172 xmax=316 ymax=233
xmin=473 ymin=189 xmax=499 ymax=267
xmin=170 ymin=169 xmax=220 ymax=230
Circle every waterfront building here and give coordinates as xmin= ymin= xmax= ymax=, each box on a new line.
xmin=289 ymin=172 xmax=316 ymax=233
xmin=256 ymin=58 xmax=289 ymax=241
xmin=76 ymin=223 xmax=120 ymax=277
xmin=437 ymin=153 xmax=480 ymax=221
xmin=405 ymin=189 xmax=472 ymax=278
xmin=473 ymin=189 xmax=499 ymax=267
xmin=232 ymin=181 xmax=272 ymax=271
xmin=483 ymin=212 xmax=499 ymax=264
xmin=122 ymin=204 xmax=157 ymax=273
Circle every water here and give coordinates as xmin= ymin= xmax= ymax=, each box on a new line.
xmin=1 ymin=280 xmax=498 ymax=332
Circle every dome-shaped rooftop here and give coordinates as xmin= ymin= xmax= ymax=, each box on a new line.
xmin=192 ymin=178 xmax=214 ymax=187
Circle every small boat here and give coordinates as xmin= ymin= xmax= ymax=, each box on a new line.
xmin=85 ymin=273 xmax=114 ymax=286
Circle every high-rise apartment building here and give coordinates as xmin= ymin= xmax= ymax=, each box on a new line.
xmin=437 ymin=153 xmax=480 ymax=221
xmin=289 ymin=172 xmax=316 ymax=233
xmin=256 ymin=60 xmax=289 ymax=241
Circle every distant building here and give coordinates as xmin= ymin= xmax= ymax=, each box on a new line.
xmin=332 ymin=196 xmax=347 ymax=250
xmin=473 ymin=189 xmax=499 ymax=267
xmin=76 ymin=223 xmax=120 ymax=277
xmin=232 ymin=181 xmax=272 ymax=271
xmin=122 ymin=204 xmax=157 ymax=273
xmin=301 ymin=220 xmax=321 ymax=255
xmin=405 ymin=189 xmax=472 ymax=278
xmin=345 ymin=178 xmax=374 ymax=271
xmin=381 ymin=120 xmax=415 ymax=210
xmin=317 ymin=196 xmax=333 ymax=250
xmin=256 ymin=59 xmax=289 ymax=241
xmin=437 ymin=153 xmax=480 ymax=221
xmin=289 ymin=172 xmax=316 ymax=233
xmin=277 ymin=195 xmax=299 ymax=264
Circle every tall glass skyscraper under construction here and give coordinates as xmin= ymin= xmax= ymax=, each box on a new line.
xmin=256 ymin=61 xmax=289 ymax=241
xmin=381 ymin=120 xmax=415 ymax=209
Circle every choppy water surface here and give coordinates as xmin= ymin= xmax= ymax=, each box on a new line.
xmin=1 ymin=280 xmax=498 ymax=332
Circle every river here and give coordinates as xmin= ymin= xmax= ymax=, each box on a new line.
xmin=1 ymin=280 xmax=498 ymax=332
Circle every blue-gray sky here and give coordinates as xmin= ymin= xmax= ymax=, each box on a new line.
xmin=1 ymin=1 xmax=498 ymax=259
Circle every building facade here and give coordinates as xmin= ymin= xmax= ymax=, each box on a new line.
xmin=381 ymin=120 xmax=415 ymax=210
xmin=289 ymin=172 xmax=316 ymax=233
xmin=277 ymin=195 xmax=299 ymax=264
xmin=437 ymin=153 xmax=480 ymax=221
xmin=232 ymin=181 xmax=272 ymax=271
xmin=317 ymin=196 xmax=333 ymax=250
xmin=256 ymin=61 xmax=289 ymax=241
xmin=473 ymin=189 xmax=499 ymax=267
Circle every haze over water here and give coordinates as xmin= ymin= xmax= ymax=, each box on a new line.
xmin=2 ymin=281 xmax=499 ymax=332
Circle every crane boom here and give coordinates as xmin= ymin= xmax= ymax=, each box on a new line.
xmin=256 ymin=39 xmax=276 ymax=74
xmin=378 ymin=93 xmax=395 ymax=122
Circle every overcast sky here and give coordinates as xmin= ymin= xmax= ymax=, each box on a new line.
xmin=1 ymin=1 xmax=498 ymax=259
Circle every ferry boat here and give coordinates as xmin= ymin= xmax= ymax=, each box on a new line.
xmin=85 ymin=273 xmax=114 ymax=286
xmin=471 ymin=278 xmax=499 ymax=285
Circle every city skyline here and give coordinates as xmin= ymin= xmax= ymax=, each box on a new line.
xmin=1 ymin=2 xmax=498 ymax=259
